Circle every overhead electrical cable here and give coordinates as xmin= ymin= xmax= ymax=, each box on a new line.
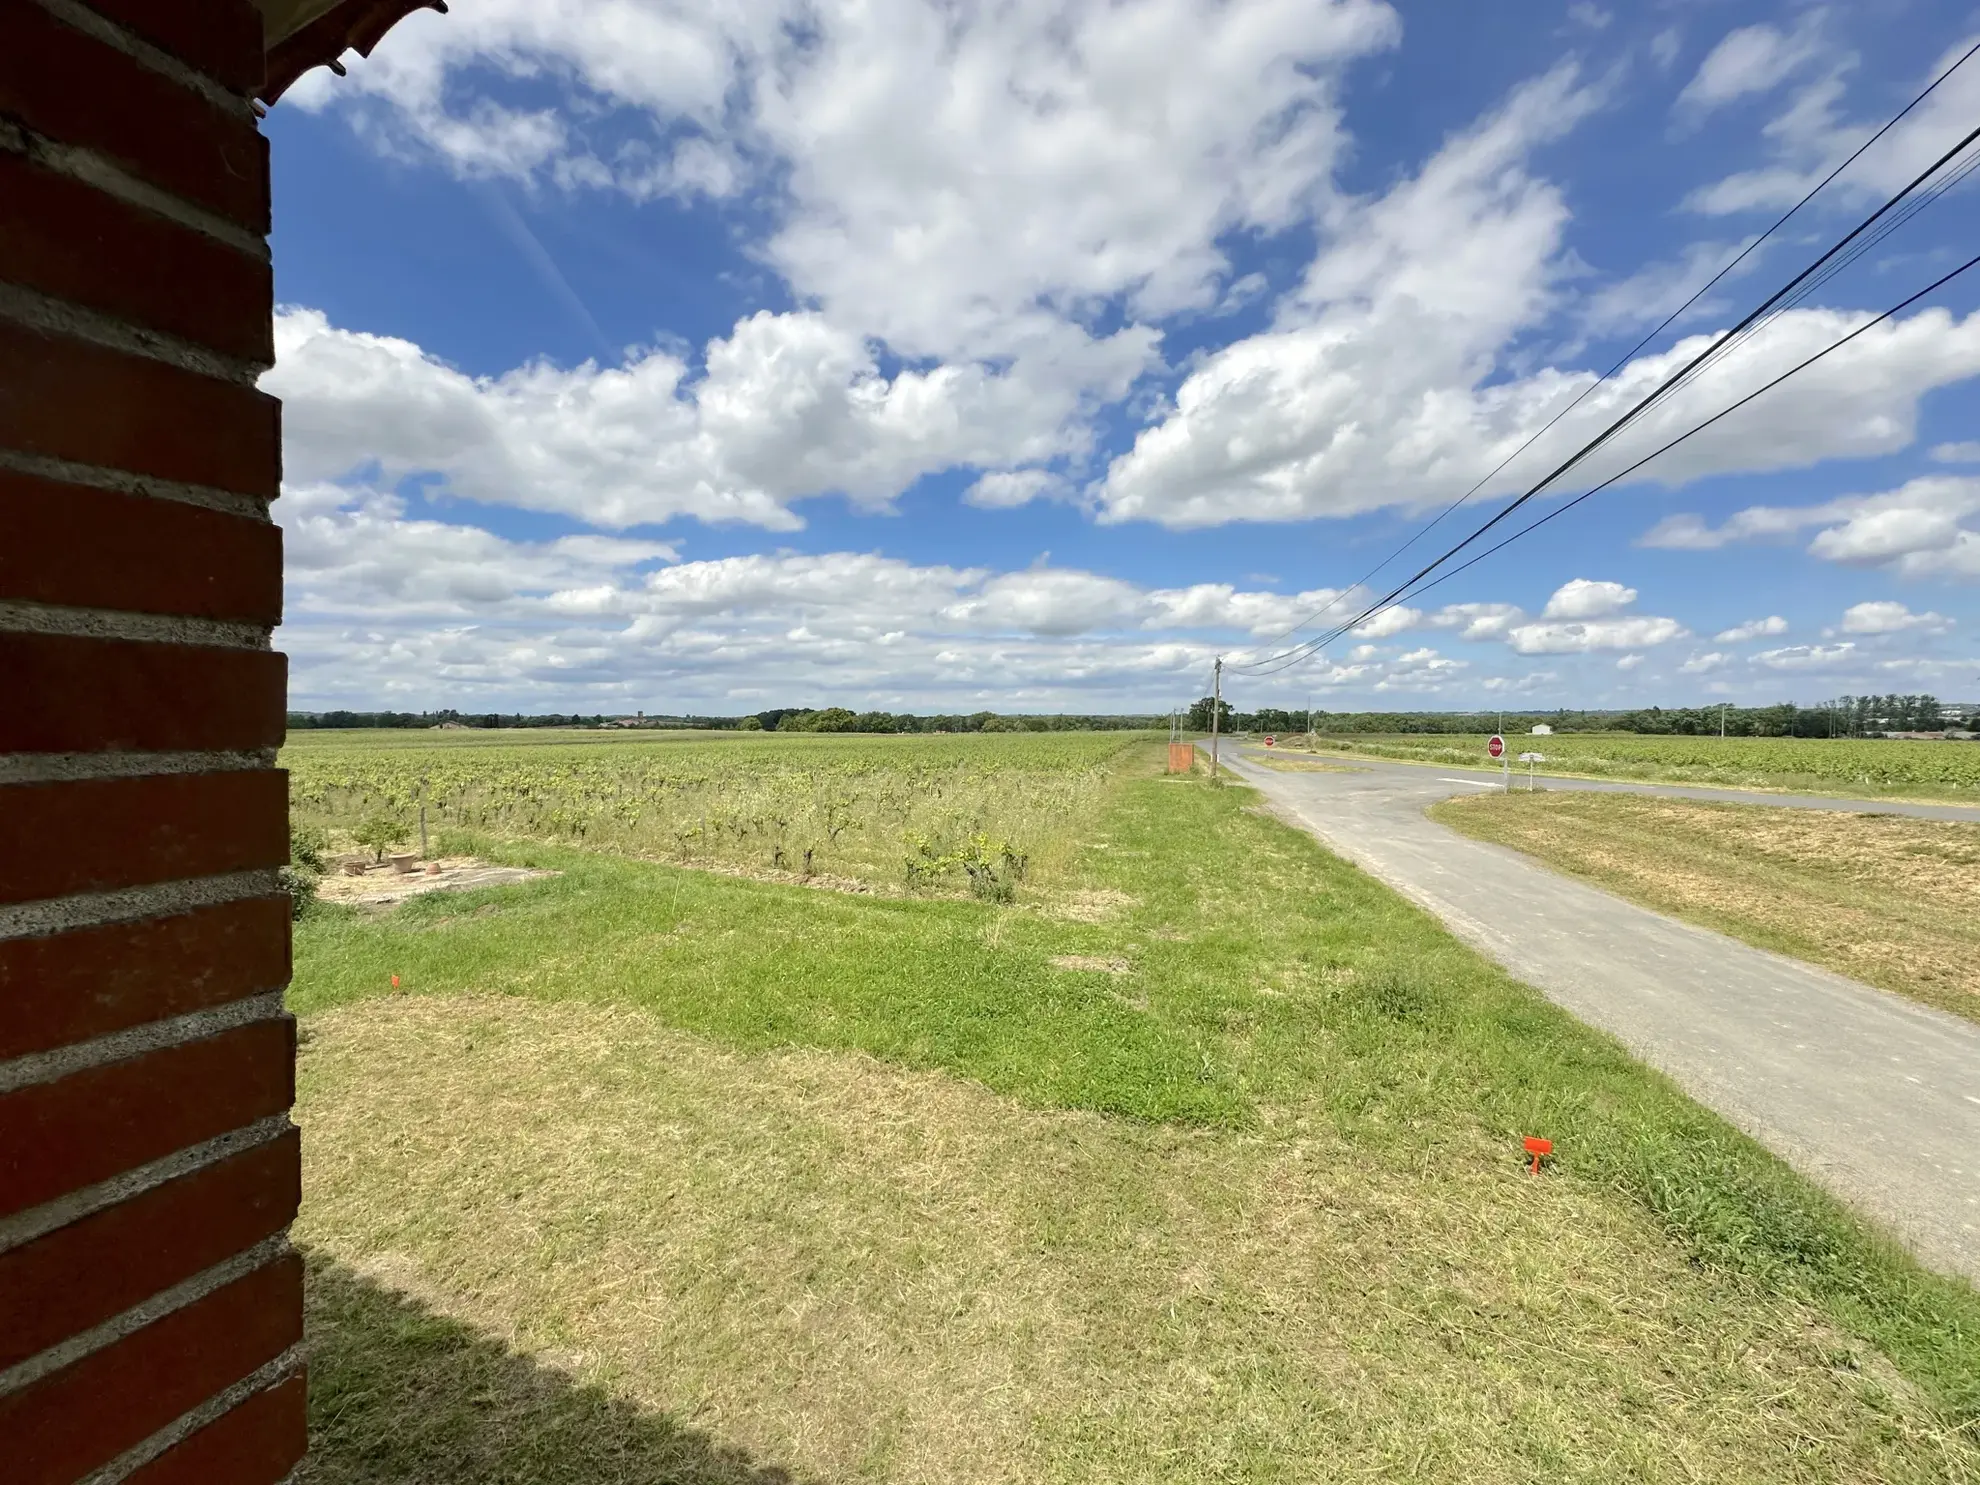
xmin=1356 ymin=249 xmax=1980 ymax=621
xmin=1232 ymin=247 xmax=1980 ymax=679
xmin=1226 ymin=110 xmax=1980 ymax=678
xmin=1228 ymin=38 xmax=1980 ymax=669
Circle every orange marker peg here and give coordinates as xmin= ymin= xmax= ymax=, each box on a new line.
xmin=1523 ymin=1136 xmax=1553 ymax=1175
xmin=391 ymin=974 xmax=402 ymax=993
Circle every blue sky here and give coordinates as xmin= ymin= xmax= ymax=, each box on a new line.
xmin=266 ymin=0 xmax=1980 ymax=715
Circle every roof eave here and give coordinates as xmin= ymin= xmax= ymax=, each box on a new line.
xmin=256 ymin=0 xmax=446 ymax=105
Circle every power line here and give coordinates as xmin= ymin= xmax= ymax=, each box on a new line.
xmin=1350 ymin=249 xmax=1980 ymax=621
xmin=1237 ymin=247 xmax=1980 ymax=678
xmin=1226 ymin=42 xmax=1980 ymax=671
xmin=1245 ymin=34 xmax=1980 ymax=660
xmin=1228 ymin=109 xmax=1980 ymax=678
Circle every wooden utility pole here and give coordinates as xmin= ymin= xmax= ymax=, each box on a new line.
xmin=1211 ymin=657 xmax=1223 ymax=778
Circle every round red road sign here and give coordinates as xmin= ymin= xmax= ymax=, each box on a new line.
xmin=1264 ymin=734 xmax=1276 ymax=747
xmin=1488 ymin=734 xmax=1505 ymax=758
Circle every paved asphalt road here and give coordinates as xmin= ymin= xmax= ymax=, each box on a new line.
xmin=1212 ymin=744 xmax=1980 ymax=1282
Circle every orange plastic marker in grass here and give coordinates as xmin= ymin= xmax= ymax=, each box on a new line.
xmin=1523 ymin=1136 xmax=1552 ymax=1174
xmin=391 ymin=974 xmax=401 ymax=993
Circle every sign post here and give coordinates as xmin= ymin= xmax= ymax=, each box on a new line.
xmin=1488 ymin=733 xmax=1505 ymax=791
xmin=1264 ymin=734 xmax=1276 ymax=748
xmin=1518 ymin=751 xmax=1545 ymax=791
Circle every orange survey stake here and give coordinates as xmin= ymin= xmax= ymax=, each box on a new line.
xmin=1523 ymin=1136 xmax=1552 ymax=1174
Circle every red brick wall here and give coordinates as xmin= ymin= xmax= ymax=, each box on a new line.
xmin=0 ymin=3 xmax=305 ymax=1480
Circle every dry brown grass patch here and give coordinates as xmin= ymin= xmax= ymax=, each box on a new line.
xmin=1045 ymin=887 xmax=1139 ymax=923
xmin=296 ymin=995 xmax=1969 ymax=1483
xmin=1048 ymin=953 xmax=1133 ymax=975
xmin=1249 ymin=754 xmax=1367 ymax=774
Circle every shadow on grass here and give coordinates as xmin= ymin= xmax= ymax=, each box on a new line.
xmin=300 ymin=1256 xmax=806 ymax=1485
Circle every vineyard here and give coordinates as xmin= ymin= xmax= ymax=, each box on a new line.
xmin=1305 ymin=732 xmax=1980 ymax=798
xmin=283 ymin=729 xmax=1153 ymax=894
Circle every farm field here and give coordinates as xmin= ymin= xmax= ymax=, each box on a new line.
xmin=285 ymin=728 xmax=1146 ymax=895
xmin=1429 ymin=792 xmax=1980 ymax=1025
xmin=286 ymin=735 xmax=1980 ymax=1483
xmin=1291 ymin=731 xmax=1980 ymax=801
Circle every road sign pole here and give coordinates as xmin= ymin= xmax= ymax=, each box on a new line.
xmin=1516 ymin=750 xmax=1545 ymax=790
xmin=1210 ymin=657 xmax=1222 ymax=779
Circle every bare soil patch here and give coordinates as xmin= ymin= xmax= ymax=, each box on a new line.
xmin=316 ymin=856 xmax=560 ymax=907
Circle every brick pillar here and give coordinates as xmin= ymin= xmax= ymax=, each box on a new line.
xmin=0 ymin=3 xmax=305 ymax=1481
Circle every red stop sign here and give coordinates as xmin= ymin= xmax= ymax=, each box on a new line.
xmin=1488 ymin=734 xmax=1505 ymax=758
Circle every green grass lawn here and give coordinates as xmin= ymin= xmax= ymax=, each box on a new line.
xmin=292 ymin=746 xmax=1980 ymax=1482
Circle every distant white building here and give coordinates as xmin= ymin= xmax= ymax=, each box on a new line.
xmin=1530 ymin=723 xmax=1553 ymax=735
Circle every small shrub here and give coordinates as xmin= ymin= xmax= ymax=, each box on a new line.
xmin=283 ymin=820 xmax=330 ymax=919
xmin=902 ymin=831 xmax=1026 ymax=900
xmin=354 ymin=815 xmax=409 ymax=864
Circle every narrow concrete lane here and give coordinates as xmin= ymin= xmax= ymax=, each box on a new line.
xmin=1265 ymin=748 xmax=1980 ymax=822
xmin=1216 ymin=746 xmax=1980 ymax=1283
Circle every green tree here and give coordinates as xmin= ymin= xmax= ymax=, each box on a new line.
xmin=1186 ymin=696 xmax=1234 ymax=732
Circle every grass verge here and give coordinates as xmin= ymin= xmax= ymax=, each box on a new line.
xmin=293 ymin=745 xmax=1980 ymax=1479
xmin=1428 ymin=790 xmax=1980 ymax=1025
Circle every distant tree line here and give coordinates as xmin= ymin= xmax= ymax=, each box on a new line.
xmin=1556 ymin=695 xmax=1948 ymax=737
xmin=289 ymin=694 xmax=1966 ymax=739
xmin=764 ymin=707 xmax=1158 ymax=733
xmin=288 ymin=708 xmax=1164 ymax=733
xmin=1183 ymin=695 xmax=1960 ymax=738
xmin=288 ymin=709 xmax=617 ymax=730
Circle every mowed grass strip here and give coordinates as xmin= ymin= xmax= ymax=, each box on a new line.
xmin=300 ymin=997 xmax=1967 ymax=1485
xmin=1429 ymin=790 xmax=1980 ymax=1025
xmin=292 ymin=746 xmax=1980 ymax=1478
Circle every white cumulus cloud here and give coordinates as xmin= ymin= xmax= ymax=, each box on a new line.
xmin=1504 ymin=579 xmax=1687 ymax=653
xmin=1543 ymin=578 xmax=1636 ymax=619
xmin=1507 ymin=615 xmax=1689 ymax=655
xmin=1752 ymin=642 xmax=1856 ymax=671
xmin=1685 ymin=32 xmax=1980 ymax=216
xmin=1714 ymin=615 xmax=1787 ymax=641
xmin=266 ymin=306 xmax=1108 ymax=531
xmin=277 ymin=486 xmax=1510 ymax=707
xmin=1837 ymin=601 xmax=1954 ymax=635
xmin=1430 ymin=602 xmax=1526 ymax=641
xmin=1673 ymin=17 xmax=1825 ymax=119
xmin=1351 ymin=605 xmax=1425 ymax=639
xmin=1645 ymin=476 xmax=1980 ymax=579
